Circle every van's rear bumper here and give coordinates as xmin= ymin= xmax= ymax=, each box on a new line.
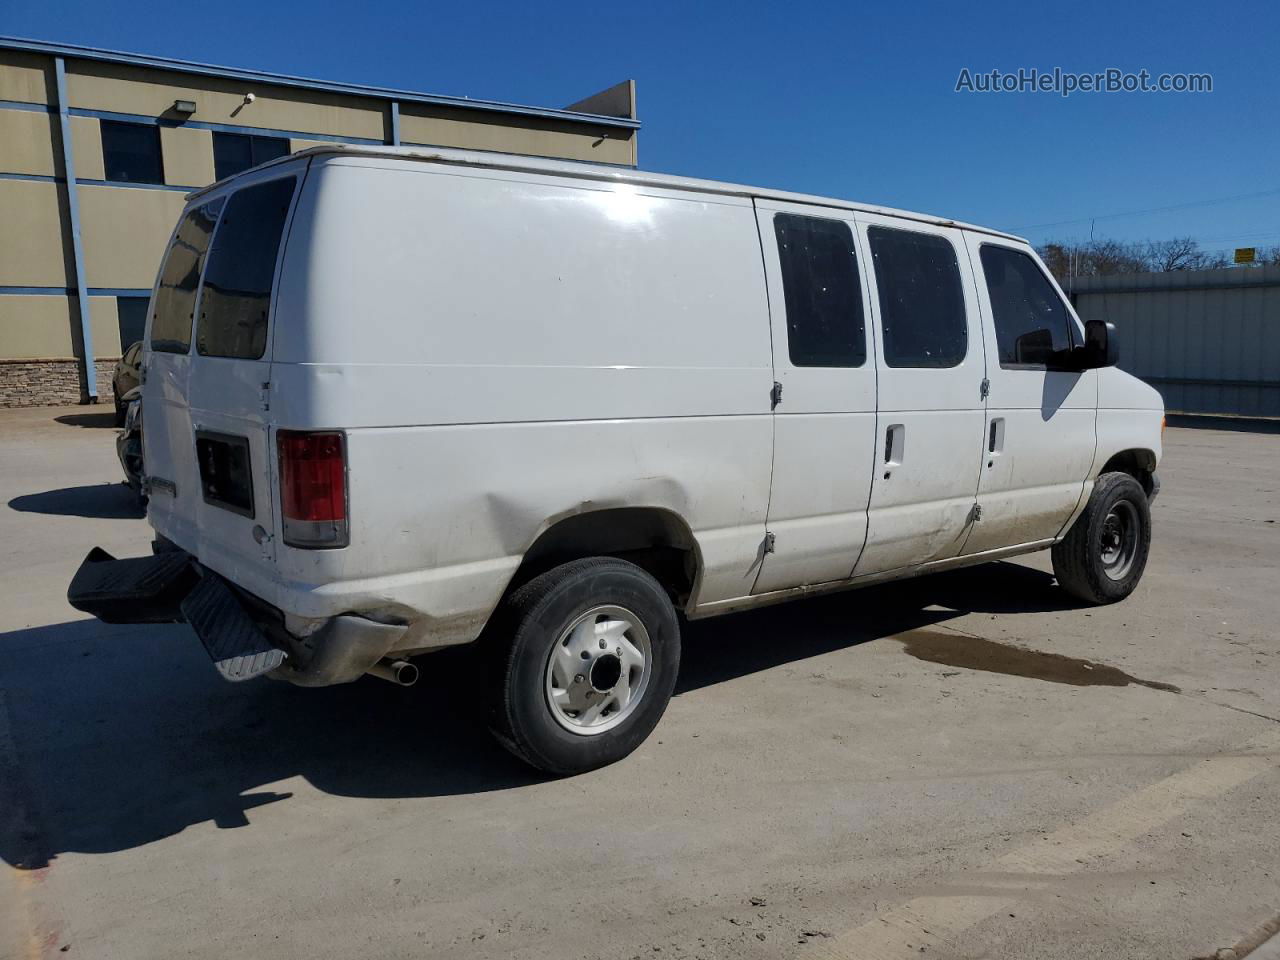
xmin=66 ymin=546 xmax=405 ymax=685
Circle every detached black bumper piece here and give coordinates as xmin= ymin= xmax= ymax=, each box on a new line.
xmin=67 ymin=546 xmax=195 ymax=624
xmin=67 ymin=547 xmax=286 ymax=682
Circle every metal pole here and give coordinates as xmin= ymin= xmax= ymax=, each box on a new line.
xmin=54 ymin=56 xmax=96 ymax=401
xmin=389 ymin=100 xmax=401 ymax=146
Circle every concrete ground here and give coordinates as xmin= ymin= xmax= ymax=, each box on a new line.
xmin=1 ymin=405 xmax=1277 ymax=960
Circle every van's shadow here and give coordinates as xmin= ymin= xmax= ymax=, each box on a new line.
xmin=8 ymin=483 xmax=144 ymax=519
xmin=677 ymin=561 xmax=1077 ymax=692
xmin=54 ymin=411 xmax=118 ymax=429
xmin=0 ymin=561 xmax=1069 ymax=869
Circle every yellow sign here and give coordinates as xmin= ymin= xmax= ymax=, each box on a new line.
xmin=1235 ymin=247 xmax=1257 ymax=264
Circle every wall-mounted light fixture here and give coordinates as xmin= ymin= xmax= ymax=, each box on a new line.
xmin=173 ymin=99 xmax=197 ymax=115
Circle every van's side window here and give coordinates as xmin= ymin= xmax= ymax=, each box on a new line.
xmin=773 ymin=213 xmax=866 ymax=367
xmin=979 ymin=245 xmax=1074 ymax=367
xmin=149 ymin=199 xmax=223 ymax=354
xmin=868 ymin=226 xmax=966 ymax=368
xmin=197 ymin=177 xmax=297 ymax=360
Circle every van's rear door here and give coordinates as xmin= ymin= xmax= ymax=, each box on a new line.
xmin=144 ymin=167 xmax=302 ymax=589
xmin=186 ymin=172 xmax=301 ymax=582
xmin=142 ymin=200 xmax=223 ymax=549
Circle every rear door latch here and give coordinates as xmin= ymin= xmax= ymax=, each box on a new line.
xmin=770 ymin=381 xmax=783 ymax=410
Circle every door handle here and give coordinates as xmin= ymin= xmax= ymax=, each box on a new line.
xmin=987 ymin=418 xmax=1005 ymax=466
xmin=883 ymin=423 xmax=905 ymax=478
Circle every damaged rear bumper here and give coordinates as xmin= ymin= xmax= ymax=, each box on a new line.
xmin=67 ymin=546 xmax=197 ymax=623
xmin=67 ymin=546 xmax=407 ymax=685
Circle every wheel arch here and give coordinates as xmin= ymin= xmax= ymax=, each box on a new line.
xmin=508 ymin=506 xmax=703 ymax=611
xmin=1098 ymin=448 xmax=1158 ymax=497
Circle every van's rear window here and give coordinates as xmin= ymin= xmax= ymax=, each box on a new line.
xmin=149 ymin=200 xmax=222 ymax=354
xmin=196 ymin=177 xmax=296 ymax=360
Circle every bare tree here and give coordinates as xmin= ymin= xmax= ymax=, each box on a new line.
xmin=1144 ymin=237 xmax=1199 ymax=271
xmin=1142 ymin=237 xmax=1227 ymax=271
xmin=1089 ymin=239 xmax=1148 ymax=275
xmin=1041 ymin=243 xmax=1070 ymax=280
xmin=1037 ymin=236 xmax=1227 ymax=283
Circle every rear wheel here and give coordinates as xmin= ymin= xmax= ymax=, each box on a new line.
xmin=487 ymin=557 xmax=680 ymax=775
xmin=1052 ymin=471 xmax=1152 ymax=604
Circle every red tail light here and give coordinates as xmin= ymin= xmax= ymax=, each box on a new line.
xmin=277 ymin=430 xmax=348 ymax=548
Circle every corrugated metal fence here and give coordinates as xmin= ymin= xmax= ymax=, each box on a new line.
xmin=1068 ymin=265 xmax=1280 ymax=418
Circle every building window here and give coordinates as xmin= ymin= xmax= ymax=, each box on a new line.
xmin=100 ymin=120 xmax=165 ymax=184
xmin=212 ymin=132 xmax=291 ymax=181
xmin=116 ymin=297 xmax=150 ymax=351
xmin=773 ymin=213 xmax=866 ymax=367
xmin=868 ymin=226 xmax=967 ymax=368
xmin=979 ymin=245 xmax=1074 ymax=367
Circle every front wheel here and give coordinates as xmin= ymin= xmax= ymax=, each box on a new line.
xmin=1052 ymin=471 xmax=1152 ymax=604
xmin=487 ymin=557 xmax=680 ymax=775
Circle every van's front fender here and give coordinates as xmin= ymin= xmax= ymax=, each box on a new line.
xmin=1093 ymin=368 xmax=1165 ymax=479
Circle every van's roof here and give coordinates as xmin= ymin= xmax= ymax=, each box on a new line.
xmin=190 ymin=144 xmax=1026 ymax=243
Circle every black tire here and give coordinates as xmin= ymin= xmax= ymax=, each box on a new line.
xmin=1052 ymin=471 xmax=1152 ymax=605
xmin=486 ymin=557 xmax=681 ymax=775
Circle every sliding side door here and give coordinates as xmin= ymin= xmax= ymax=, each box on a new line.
xmin=751 ymin=201 xmax=877 ymax=593
xmin=852 ymin=215 xmax=988 ymax=576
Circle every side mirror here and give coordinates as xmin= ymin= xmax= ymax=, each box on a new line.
xmin=1083 ymin=319 xmax=1119 ymax=368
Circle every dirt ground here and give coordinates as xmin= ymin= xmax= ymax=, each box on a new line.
xmin=1 ymin=405 xmax=1277 ymax=960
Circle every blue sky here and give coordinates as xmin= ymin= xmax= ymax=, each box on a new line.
xmin=7 ymin=0 xmax=1278 ymax=256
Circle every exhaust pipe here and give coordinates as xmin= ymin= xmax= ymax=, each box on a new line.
xmin=367 ymin=658 xmax=419 ymax=687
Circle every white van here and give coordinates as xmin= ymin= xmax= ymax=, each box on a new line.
xmin=69 ymin=145 xmax=1164 ymax=773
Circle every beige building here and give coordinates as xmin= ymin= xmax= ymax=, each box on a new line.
xmin=0 ymin=37 xmax=638 ymax=406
